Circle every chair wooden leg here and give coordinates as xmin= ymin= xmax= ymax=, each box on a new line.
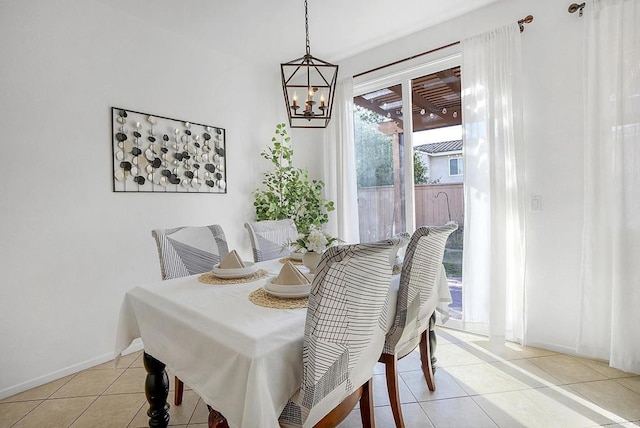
xmin=207 ymin=406 xmax=229 ymax=428
xmin=359 ymin=378 xmax=375 ymax=428
xmin=174 ymin=376 xmax=184 ymax=406
xmin=419 ymin=330 xmax=436 ymax=391
xmin=315 ymin=383 xmax=366 ymax=427
xmin=381 ymin=353 xmax=405 ymax=428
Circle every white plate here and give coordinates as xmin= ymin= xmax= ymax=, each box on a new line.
xmin=265 ymin=277 xmax=312 ymax=295
xmin=211 ymin=262 xmax=258 ymax=279
xmin=264 ymin=288 xmax=310 ymax=299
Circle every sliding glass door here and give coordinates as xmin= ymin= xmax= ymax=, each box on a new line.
xmin=354 ymin=55 xmax=465 ymax=322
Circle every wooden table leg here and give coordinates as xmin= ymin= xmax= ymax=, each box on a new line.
xmin=143 ymin=352 xmax=170 ymax=428
xmin=429 ymin=312 xmax=437 ymax=373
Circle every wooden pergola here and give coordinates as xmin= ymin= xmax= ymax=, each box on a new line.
xmin=354 ymin=66 xmax=461 ymax=133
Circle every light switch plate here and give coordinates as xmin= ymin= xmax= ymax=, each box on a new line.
xmin=530 ymin=195 xmax=542 ymax=212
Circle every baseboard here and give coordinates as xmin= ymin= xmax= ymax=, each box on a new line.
xmin=437 ymin=325 xmax=589 ymax=360
xmin=0 ymin=339 xmax=143 ymax=400
xmin=524 ymin=339 xmax=579 ymax=357
xmin=438 ymin=318 xmax=489 ymax=336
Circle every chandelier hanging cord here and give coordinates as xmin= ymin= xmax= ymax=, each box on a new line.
xmin=304 ymin=0 xmax=311 ymax=57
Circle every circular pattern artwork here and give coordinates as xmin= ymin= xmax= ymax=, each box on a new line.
xmin=111 ymin=107 xmax=226 ymax=193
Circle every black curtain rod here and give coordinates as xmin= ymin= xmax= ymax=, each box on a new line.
xmin=353 ymin=15 xmax=533 ymax=79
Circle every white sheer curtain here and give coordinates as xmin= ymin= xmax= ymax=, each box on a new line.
xmin=461 ymin=23 xmax=526 ymax=344
xmin=578 ymin=0 xmax=640 ymax=373
xmin=322 ymin=77 xmax=360 ymax=244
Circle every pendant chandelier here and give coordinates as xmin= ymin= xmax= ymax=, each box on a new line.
xmin=281 ymin=0 xmax=338 ymax=128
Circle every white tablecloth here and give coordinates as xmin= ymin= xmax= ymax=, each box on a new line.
xmin=115 ymin=259 xmax=452 ymax=428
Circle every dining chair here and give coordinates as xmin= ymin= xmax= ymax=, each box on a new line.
xmin=151 ymin=224 xmax=229 ymax=405
xmin=390 ymin=232 xmax=410 ymax=270
xmin=278 ymin=238 xmax=400 ymax=428
xmin=381 ymin=223 xmax=458 ymax=428
xmin=244 ymin=219 xmax=298 ymax=262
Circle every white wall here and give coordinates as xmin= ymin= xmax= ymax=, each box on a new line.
xmin=0 ymin=0 xmax=303 ymax=397
xmin=429 ymin=156 xmax=463 ymax=184
xmin=338 ymin=0 xmax=587 ymax=354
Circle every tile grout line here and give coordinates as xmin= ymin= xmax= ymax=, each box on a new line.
xmin=10 ymin=400 xmax=44 ymax=428
xmin=68 ymin=352 xmax=135 ymax=427
xmin=186 ymin=398 xmax=204 ymax=426
xmin=9 ymin=370 xmax=84 ymax=427
xmin=468 ymin=394 xmax=504 ymax=428
xmin=126 ymin=399 xmax=147 ymax=428
xmin=68 ymin=395 xmax=102 ymax=428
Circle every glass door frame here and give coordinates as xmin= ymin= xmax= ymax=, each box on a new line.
xmin=353 ymin=52 xmax=461 ymax=237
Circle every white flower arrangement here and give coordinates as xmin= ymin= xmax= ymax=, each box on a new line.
xmin=291 ymin=225 xmax=340 ymax=253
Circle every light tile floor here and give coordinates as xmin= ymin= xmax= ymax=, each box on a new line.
xmin=1 ymin=327 xmax=639 ymax=428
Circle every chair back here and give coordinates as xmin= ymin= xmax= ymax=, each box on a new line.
xmin=279 ymin=239 xmax=400 ymax=426
xmin=244 ymin=219 xmax=298 ymax=262
xmin=151 ymin=225 xmax=229 ymax=280
xmin=390 ymin=232 xmax=411 ymax=268
xmin=383 ymin=223 xmax=458 ymax=357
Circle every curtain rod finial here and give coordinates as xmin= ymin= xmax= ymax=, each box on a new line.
xmin=568 ymin=3 xmax=586 ymax=17
xmin=518 ymin=15 xmax=534 ymax=33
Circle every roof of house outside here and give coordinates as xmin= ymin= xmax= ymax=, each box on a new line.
xmin=415 ymin=140 xmax=463 ymax=154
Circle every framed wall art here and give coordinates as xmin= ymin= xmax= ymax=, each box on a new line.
xmin=111 ymin=107 xmax=226 ymax=193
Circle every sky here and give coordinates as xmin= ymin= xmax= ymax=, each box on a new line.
xmin=413 ymin=125 xmax=462 ymax=146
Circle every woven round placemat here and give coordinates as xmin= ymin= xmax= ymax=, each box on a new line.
xmin=248 ymin=288 xmax=308 ymax=309
xmin=279 ymin=257 xmax=303 ymax=266
xmin=198 ymin=269 xmax=269 ymax=285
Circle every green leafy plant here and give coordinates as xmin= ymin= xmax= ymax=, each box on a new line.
xmin=253 ymin=124 xmax=335 ymax=234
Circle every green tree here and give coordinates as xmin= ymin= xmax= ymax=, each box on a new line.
xmin=354 ymin=106 xmax=394 ymax=187
xmin=253 ymin=124 xmax=334 ymax=234
xmin=354 ymin=105 xmax=436 ymax=186
xmin=414 ymin=151 xmax=432 ymax=184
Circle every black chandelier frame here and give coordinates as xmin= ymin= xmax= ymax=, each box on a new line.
xmin=280 ymin=0 xmax=338 ymax=129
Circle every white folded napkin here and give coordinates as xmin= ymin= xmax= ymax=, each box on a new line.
xmin=219 ymin=250 xmax=245 ymax=269
xmin=272 ymin=261 xmax=310 ymax=285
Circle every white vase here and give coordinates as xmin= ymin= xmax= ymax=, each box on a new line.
xmin=302 ymin=251 xmax=322 ymax=274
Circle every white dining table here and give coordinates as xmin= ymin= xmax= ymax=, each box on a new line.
xmin=114 ymin=258 xmax=452 ymax=428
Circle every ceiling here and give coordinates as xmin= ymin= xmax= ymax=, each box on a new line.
xmin=108 ymin=0 xmax=499 ymax=63
xmin=109 ymin=0 xmax=488 ymax=131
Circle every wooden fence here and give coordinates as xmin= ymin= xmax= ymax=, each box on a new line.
xmin=357 ymin=183 xmax=464 ymax=243
xmin=414 ymin=183 xmax=464 ymax=227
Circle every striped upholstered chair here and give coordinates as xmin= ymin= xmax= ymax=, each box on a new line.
xmin=390 ymin=232 xmax=411 ymax=270
xmin=151 ymin=224 xmax=229 ymax=280
xmin=279 ymin=238 xmax=400 ymax=428
xmin=244 ymin=219 xmax=298 ymax=262
xmin=381 ymin=223 xmax=458 ymax=428
xmin=151 ymin=224 xmax=229 ymax=405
